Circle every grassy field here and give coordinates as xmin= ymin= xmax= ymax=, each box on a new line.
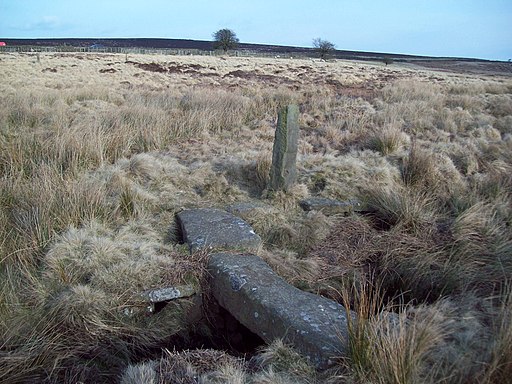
xmin=1 ymin=51 xmax=511 ymax=383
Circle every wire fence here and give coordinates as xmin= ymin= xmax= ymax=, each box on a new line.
xmin=0 ymin=45 xmax=450 ymax=62
xmin=0 ymin=45 xmax=313 ymax=59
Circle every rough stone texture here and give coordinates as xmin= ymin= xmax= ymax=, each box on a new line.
xmin=299 ymin=197 xmax=351 ymax=216
xmin=141 ymin=285 xmax=196 ymax=303
xmin=299 ymin=197 xmax=362 ymax=216
xmin=208 ymin=252 xmax=355 ymax=368
xmin=123 ymin=285 xmax=198 ymax=316
xmin=269 ymin=104 xmax=300 ymax=191
xmin=177 ymin=208 xmax=262 ymax=252
xmin=350 ymin=198 xmax=367 ymax=212
xmin=225 ymin=201 xmax=270 ymax=216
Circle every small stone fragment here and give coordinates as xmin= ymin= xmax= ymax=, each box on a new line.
xmin=225 ymin=201 xmax=270 ymax=216
xmin=299 ymin=197 xmax=353 ymax=215
xmin=140 ymin=285 xmax=196 ymax=303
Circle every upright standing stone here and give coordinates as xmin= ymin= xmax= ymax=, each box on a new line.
xmin=269 ymin=104 xmax=299 ymax=191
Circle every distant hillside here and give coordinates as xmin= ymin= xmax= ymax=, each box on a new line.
xmin=0 ymin=37 xmax=484 ymax=62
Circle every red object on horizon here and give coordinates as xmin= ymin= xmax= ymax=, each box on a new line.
xmin=0 ymin=42 xmax=6 ymax=46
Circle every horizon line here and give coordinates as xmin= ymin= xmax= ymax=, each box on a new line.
xmin=0 ymin=36 xmax=503 ymax=62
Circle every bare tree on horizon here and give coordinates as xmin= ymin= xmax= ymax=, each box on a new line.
xmin=313 ymin=38 xmax=336 ymax=60
xmin=213 ymin=28 xmax=239 ymax=54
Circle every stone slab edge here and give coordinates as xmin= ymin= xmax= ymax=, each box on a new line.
xmin=208 ymin=252 xmax=355 ymax=368
xmin=176 ymin=208 xmax=262 ymax=253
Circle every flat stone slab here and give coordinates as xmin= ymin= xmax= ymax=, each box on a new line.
xmin=177 ymin=208 xmax=262 ymax=252
xmin=208 ymin=253 xmax=355 ymax=368
xmin=225 ymin=201 xmax=270 ymax=216
xmin=299 ymin=197 xmax=363 ymax=216
xmin=140 ymin=285 xmax=196 ymax=303
xmin=138 ymin=285 xmax=197 ymax=314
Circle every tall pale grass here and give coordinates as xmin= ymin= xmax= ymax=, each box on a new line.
xmin=480 ymin=285 xmax=512 ymax=383
xmin=0 ymin=84 xmax=282 ymax=380
xmin=338 ymin=280 xmax=448 ymax=384
xmin=363 ymin=184 xmax=437 ymax=234
xmin=1 ymin=54 xmax=512 ymax=382
xmin=369 ymin=124 xmax=410 ymax=155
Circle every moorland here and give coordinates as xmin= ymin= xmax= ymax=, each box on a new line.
xmin=1 ymin=50 xmax=511 ymax=383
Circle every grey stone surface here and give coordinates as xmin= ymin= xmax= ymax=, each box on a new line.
xmin=177 ymin=208 xmax=262 ymax=252
xmin=225 ymin=201 xmax=270 ymax=216
xmin=269 ymin=104 xmax=300 ymax=191
xmin=123 ymin=285 xmax=198 ymax=316
xmin=299 ymin=197 xmax=355 ymax=216
xmin=141 ymin=285 xmax=196 ymax=303
xmin=208 ymin=253 xmax=355 ymax=368
xmin=349 ymin=198 xmax=366 ymax=212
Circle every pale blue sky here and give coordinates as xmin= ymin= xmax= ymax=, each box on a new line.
xmin=1 ymin=1 xmax=511 ymax=60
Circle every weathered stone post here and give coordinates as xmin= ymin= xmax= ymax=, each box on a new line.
xmin=269 ymin=104 xmax=299 ymax=191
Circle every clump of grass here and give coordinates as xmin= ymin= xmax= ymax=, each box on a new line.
xmin=260 ymin=248 xmax=323 ymax=288
xmin=308 ymin=216 xmax=380 ymax=279
xmin=487 ymin=94 xmax=512 ymax=118
xmin=255 ymin=151 xmax=272 ymax=191
xmin=122 ymin=342 xmax=317 ymax=384
xmin=265 ymin=183 xmax=309 ymax=210
xmin=450 ymin=201 xmax=512 ymax=293
xmin=401 ymin=141 xmax=438 ymax=188
xmin=199 ymin=173 xmax=246 ymax=204
xmin=0 ymin=166 xmax=111 ymax=267
xmin=480 ymin=285 xmax=512 ymax=383
xmin=447 ymin=142 xmax=481 ymax=176
xmin=446 ymin=93 xmax=486 ymax=113
xmin=435 ymin=106 xmax=475 ymax=134
xmin=403 ymin=144 xmax=468 ymax=203
xmin=116 ymin=185 xmax=140 ymax=218
xmin=472 ymin=160 xmax=512 ymax=201
xmin=495 ymin=115 xmax=512 ymax=135
xmin=338 ymin=279 xmax=384 ymax=379
xmin=372 ymin=307 xmax=448 ymax=384
xmin=381 ymin=80 xmax=443 ymax=104
xmin=369 ymin=125 xmax=410 ymax=155
xmin=121 ymin=348 xmax=246 ymax=384
xmin=338 ymin=281 xmax=448 ymax=384
xmin=375 ymin=80 xmax=445 ymax=137
xmin=363 ymin=184 xmax=437 ymax=234
xmin=251 ymin=339 xmax=317 ymax=383
xmin=448 ymin=82 xmax=486 ymax=95
xmin=309 ymin=215 xmax=457 ymax=304
xmin=1 ymin=217 xmax=203 ymax=381
xmin=246 ymin=198 xmax=332 ymax=257
xmin=120 ymin=361 xmax=157 ymax=384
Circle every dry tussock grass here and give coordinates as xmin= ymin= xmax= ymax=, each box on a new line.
xmin=336 ymin=281 xmax=449 ymax=384
xmin=121 ymin=348 xmax=247 ymax=384
xmin=368 ymin=124 xmax=410 ymax=155
xmin=1 ymin=52 xmax=511 ymax=382
xmin=121 ymin=341 xmax=318 ymax=384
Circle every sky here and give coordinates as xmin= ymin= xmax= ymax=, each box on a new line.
xmin=0 ymin=1 xmax=511 ymax=60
